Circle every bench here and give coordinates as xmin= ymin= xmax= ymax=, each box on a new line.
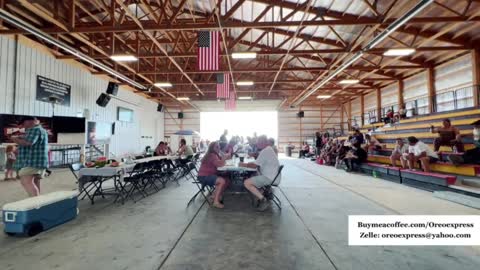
xmin=400 ymin=169 xmax=457 ymax=191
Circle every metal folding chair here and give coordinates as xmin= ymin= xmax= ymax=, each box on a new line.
xmin=187 ymin=176 xmax=215 ymax=207
xmin=70 ymin=163 xmax=103 ymax=204
xmin=261 ymin=165 xmax=284 ymax=210
xmin=120 ymin=163 xmax=147 ymax=203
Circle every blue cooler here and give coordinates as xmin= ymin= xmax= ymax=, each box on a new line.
xmin=3 ymin=191 xmax=78 ymax=236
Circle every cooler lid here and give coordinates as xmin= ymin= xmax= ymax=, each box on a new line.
xmin=2 ymin=191 xmax=78 ymax=211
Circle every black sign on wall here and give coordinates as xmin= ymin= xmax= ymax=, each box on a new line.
xmin=36 ymin=75 xmax=71 ymax=106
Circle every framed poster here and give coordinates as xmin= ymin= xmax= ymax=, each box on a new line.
xmin=36 ymin=75 xmax=71 ymax=106
xmin=0 ymin=114 xmax=56 ymax=143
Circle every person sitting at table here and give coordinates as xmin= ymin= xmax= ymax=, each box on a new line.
xmin=224 ymin=138 xmax=237 ymax=157
xmin=431 ymin=118 xmax=464 ymax=152
xmin=268 ymin=138 xmax=278 ymax=156
xmin=177 ymin=138 xmax=194 ymax=158
xmin=240 ymin=135 xmax=281 ymax=211
xmin=198 ymin=139 xmax=207 ymax=153
xmin=198 ymin=141 xmax=231 ymax=209
xmin=155 ymin=141 xmax=167 ymax=156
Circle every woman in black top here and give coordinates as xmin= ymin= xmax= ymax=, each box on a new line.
xmin=344 ymin=141 xmax=367 ymax=172
xmin=315 ymin=132 xmax=323 ymax=157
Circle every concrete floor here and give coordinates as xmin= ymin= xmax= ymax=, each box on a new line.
xmin=1 ymin=158 xmax=480 ymax=270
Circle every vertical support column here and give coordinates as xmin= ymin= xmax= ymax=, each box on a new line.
xmin=340 ymin=103 xmax=344 ymax=134
xmin=68 ymin=0 xmax=76 ymax=30
xmin=376 ymin=88 xmax=381 ymax=122
xmin=472 ymin=48 xmax=480 ymax=107
xmin=360 ymin=95 xmax=365 ymax=126
xmin=299 ymin=106 xmax=303 ymax=145
xmin=427 ymin=67 xmax=436 ymax=113
xmin=348 ymin=100 xmax=352 ymax=131
xmin=398 ymin=79 xmax=404 ymax=108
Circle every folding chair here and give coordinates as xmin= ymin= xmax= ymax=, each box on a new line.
xmin=141 ymin=161 xmax=161 ymax=194
xmin=70 ymin=163 xmax=102 ymax=204
xmin=121 ymin=163 xmax=147 ymax=203
xmin=261 ymin=165 xmax=284 ymax=210
xmin=187 ymin=176 xmax=215 ymax=207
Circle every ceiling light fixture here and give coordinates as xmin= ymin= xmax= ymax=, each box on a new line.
xmin=110 ymin=54 xmax=138 ymax=62
xmin=236 ymin=81 xmax=254 ymax=86
xmin=154 ymin=82 xmax=173 ymax=88
xmin=339 ymin=79 xmax=360 ymax=84
xmin=383 ymin=48 xmax=416 ymax=56
xmin=238 ymin=96 xmax=253 ymax=100
xmin=177 ymin=97 xmax=190 ymax=101
xmin=317 ymin=95 xmax=332 ymax=99
xmin=232 ymin=52 xmax=257 ymax=59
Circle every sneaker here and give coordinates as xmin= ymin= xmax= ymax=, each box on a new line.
xmin=448 ymin=155 xmax=464 ymax=166
xmin=257 ymin=198 xmax=269 ymax=212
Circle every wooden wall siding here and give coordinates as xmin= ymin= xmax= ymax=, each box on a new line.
xmin=403 ymin=71 xmax=428 ymax=101
xmin=435 ymin=54 xmax=473 ymax=93
xmin=364 ymin=91 xmax=377 ymax=112
xmin=381 ymin=83 xmax=398 ymax=107
xmin=0 ymin=35 xmax=163 ymax=157
xmin=351 ymin=98 xmax=362 ymax=123
xmin=278 ymin=106 xmax=341 ymax=152
xmin=164 ymin=108 xmax=200 ymax=150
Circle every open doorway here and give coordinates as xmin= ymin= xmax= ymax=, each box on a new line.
xmin=200 ymin=111 xmax=278 ymax=142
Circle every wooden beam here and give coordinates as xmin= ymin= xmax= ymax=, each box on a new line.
xmin=472 ymin=48 xmax=480 ymax=107
xmin=427 ymin=67 xmax=436 ymax=113
xmin=360 ymin=94 xmax=365 ymax=126
xmin=376 ymin=88 xmax=381 ymax=122
xmin=398 ymin=79 xmax=404 ymax=108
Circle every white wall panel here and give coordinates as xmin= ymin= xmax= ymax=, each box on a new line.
xmin=164 ymin=108 xmax=200 ymax=151
xmin=0 ymin=35 xmax=163 ymax=157
xmin=435 ymin=54 xmax=472 ymax=92
xmin=364 ymin=91 xmax=377 ymax=111
xmin=381 ymin=83 xmax=398 ymax=107
xmin=404 ymin=71 xmax=427 ymax=101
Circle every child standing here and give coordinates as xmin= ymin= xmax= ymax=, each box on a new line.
xmin=5 ymin=145 xmax=16 ymax=180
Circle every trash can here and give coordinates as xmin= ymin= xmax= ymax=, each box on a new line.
xmin=284 ymin=146 xmax=293 ymax=157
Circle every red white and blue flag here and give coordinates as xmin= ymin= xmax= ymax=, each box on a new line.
xmin=197 ymin=31 xmax=220 ymax=71
xmin=216 ymin=73 xmax=230 ymax=99
xmin=225 ymin=92 xmax=236 ymax=111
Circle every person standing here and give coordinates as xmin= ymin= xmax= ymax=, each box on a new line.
xmin=315 ymin=132 xmax=323 ymax=157
xmin=4 ymin=145 xmax=16 ymax=180
xmin=11 ymin=117 xmax=49 ymax=197
xmin=219 ymin=129 xmax=228 ymax=151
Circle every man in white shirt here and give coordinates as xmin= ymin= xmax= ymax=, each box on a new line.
xmin=402 ymin=136 xmax=439 ymax=172
xmin=240 ymin=135 xmax=281 ymax=211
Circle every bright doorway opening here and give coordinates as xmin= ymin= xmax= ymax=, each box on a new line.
xmin=200 ymin=111 xmax=278 ymax=142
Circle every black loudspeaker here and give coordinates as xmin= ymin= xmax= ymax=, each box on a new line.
xmin=178 ymin=112 xmax=184 ymax=119
xmin=112 ymin=122 xmax=115 ymax=135
xmin=157 ymin=104 xmax=165 ymax=112
xmin=96 ymin=93 xmax=111 ymax=107
xmin=106 ymin=82 xmax=119 ymax=96
xmin=297 ymin=111 xmax=304 ymax=118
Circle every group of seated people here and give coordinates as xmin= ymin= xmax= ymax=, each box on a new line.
xmin=308 ymin=117 xmax=479 ymax=173
xmin=197 ymin=135 xmax=281 ymax=211
xmin=382 ymin=105 xmax=408 ymax=124
xmin=389 ymin=118 xmax=480 ymax=172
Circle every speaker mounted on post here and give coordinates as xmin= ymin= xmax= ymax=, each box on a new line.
xmin=297 ymin=111 xmax=304 ymax=118
xmin=157 ymin=104 xmax=165 ymax=112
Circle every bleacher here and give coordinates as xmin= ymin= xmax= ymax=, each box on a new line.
xmin=338 ymin=107 xmax=480 ymax=197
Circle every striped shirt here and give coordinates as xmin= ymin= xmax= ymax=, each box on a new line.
xmin=15 ymin=125 xmax=49 ymax=169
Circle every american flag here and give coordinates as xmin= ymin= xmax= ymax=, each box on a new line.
xmin=197 ymin=31 xmax=220 ymax=71
xmin=225 ymin=92 xmax=236 ymax=111
xmin=216 ymin=73 xmax=230 ymax=99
